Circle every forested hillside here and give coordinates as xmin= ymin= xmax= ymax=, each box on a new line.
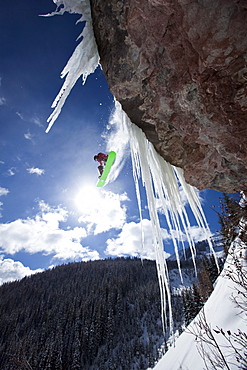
xmin=0 ymin=258 xmax=167 ymax=369
xmin=0 ymin=251 xmax=224 ymax=369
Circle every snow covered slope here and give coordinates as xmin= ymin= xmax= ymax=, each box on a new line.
xmin=168 ymin=237 xmax=224 ymax=262
xmin=153 ymin=239 xmax=246 ymax=370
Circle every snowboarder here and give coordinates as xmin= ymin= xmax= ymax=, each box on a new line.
xmin=94 ymin=153 xmax=108 ymax=176
xmin=96 ymin=151 xmax=116 ymax=187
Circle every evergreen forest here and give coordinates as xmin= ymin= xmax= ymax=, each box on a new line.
xmin=0 ymin=250 xmax=226 ymax=370
xmin=0 ymin=258 xmax=168 ymax=369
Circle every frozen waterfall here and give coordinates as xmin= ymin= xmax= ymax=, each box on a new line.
xmin=108 ymin=101 xmax=217 ymax=333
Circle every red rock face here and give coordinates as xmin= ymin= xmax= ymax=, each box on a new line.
xmin=90 ymin=0 xmax=247 ymax=192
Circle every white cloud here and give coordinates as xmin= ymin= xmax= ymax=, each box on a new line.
xmin=0 ymin=97 xmax=6 ymax=105
xmin=15 ymin=112 xmax=44 ymax=127
xmin=105 ymin=219 xmax=213 ymax=260
xmin=0 ymin=201 xmax=99 ymax=262
xmin=31 ymin=116 xmax=43 ymax=127
xmin=0 ymin=187 xmax=9 ymax=196
xmin=0 ymin=256 xmax=43 ymax=285
xmin=105 ymin=219 xmax=170 ymax=260
xmin=186 ymin=225 xmax=213 ymax=242
xmin=24 ymin=131 xmax=35 ymax=143
xmin=0 ymin=187 xmax=9 ymax=218
xmin=27 ymin=167 xmax=45 ymax=176
xmin=16 ymin=111 xmax=24 ymax=120
xmin=7 ymin=167 xmax=16 ymax=176
xmin=0 ymin=202 xmax=3 ymax=218
xmin=76 ymin=188 xmax=129 ymax=235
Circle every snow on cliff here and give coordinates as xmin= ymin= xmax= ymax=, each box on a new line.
xmin=153 ymin=237 xmax=247 ymax=370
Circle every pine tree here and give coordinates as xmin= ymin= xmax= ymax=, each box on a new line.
xmin=198 ymin=256 xmax=214 ymax=302
xmin=191 ymin=282 xmax=203 ymax=314
xmin=208 ymin=254 xmax=220 ymax=283
xmin=217 ymin=193 xmax=242 ymax=252
xmin=182 ymin=287 xmax=194 ymax=326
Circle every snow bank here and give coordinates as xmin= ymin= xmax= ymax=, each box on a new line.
xmin=153 ymin=238 xmax=247 ymax=370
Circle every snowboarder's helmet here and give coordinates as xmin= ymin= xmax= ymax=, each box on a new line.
xmin=94 ymin=155 xmax=97 ymax=161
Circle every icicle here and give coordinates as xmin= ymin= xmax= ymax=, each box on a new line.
xmin=127 ymin=120 xmax=173 ymax=334
xmin=174 ymin=167 xmax=219 ymax=272
xmin=149 ymin=147 xmax=198 ymax=278
xmin=111 ymin=100 xmax=216 ymax=336
xmin=105 ymin=101 xmax=146 ymax=251
xmin=44 ymin=0 xmax=99 ymax=132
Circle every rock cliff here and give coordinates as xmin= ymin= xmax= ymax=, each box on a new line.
xmin=90 ymin=0 xmax=247 ymax=192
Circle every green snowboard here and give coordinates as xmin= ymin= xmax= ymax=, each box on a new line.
xmin=96 ymin=151 xmax=116 ymax=187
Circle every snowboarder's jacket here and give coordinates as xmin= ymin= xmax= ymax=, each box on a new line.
xmin=94 ymin=153 xmax=108 ymax=166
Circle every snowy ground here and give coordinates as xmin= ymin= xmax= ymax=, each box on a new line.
xmin=153 ymin=239 xmax=246 ymax=370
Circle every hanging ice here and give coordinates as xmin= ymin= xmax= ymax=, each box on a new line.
xmin=43 ymin=0 xmax=99 ymax=133
xmin=110 ymin=101 xmax=217 ymax=334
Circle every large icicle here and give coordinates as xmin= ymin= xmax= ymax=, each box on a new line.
xmin=129 ymin=123 xmax=173 ymax=333
xmin=174 ymin=167 xmax=219 ymax=271
xmin=43 ymin=0 xmax=99 ymax=133
xmin=111 ymin=101 xmax=215 ymax=335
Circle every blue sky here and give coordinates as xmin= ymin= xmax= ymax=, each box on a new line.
xmin=0 ymin=0 xmax=224 ymax=284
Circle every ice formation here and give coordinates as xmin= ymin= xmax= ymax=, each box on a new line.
xmin=104 ymin=100 xmax=130 ymax=184
xmin=43 ymin=0 xmax=99 ymax=133
xmin=45 ymin=0 xmax=218 ymax=335
xmin=110 ymin=101 xmax=217 ymax=333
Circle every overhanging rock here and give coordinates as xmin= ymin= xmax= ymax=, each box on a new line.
xmin=90 ymin=0 xmax=247 ymax=192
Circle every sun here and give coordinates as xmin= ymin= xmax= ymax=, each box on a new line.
xmin=74 ymin=185 xmax=102 ymax=213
